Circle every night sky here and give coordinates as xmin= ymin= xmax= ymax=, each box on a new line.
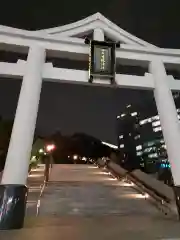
xmin=0 ymin=0 xmax=179 ymax=143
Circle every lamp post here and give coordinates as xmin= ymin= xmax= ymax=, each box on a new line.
xmin=44 ymin=144 xmax=55 ymax=182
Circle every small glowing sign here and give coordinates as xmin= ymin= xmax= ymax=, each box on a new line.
xmin=86 ymin=39 xmax=118 ymax=82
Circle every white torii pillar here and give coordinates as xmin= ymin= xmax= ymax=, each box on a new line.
xmin=149 ymin=59 xmax=180 ymax=218
xmin=0 ymin=45 xmax=46 ymax=229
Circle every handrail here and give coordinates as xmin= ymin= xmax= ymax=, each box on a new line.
xmin=36 ymin=157 xmax=52 ymax=216
xmin=104 ymin=161 xmax=176 ymax=217
xmin=127 ymin=171 xmax=172 ymax=203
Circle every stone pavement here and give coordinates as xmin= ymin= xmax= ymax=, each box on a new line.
xmin=1 ymin=164 xmax=180 ymax=239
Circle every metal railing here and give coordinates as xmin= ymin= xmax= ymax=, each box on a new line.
xmin=36 ymin=156 xmax=53 ymax=216
xmin=96 ymin=160 xmax=177 ymax=219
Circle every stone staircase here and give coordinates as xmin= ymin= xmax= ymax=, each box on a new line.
xmin=26 ymin=164 xmax=45 ymax=216
xmin=1 ymin=164 xmax=180 ymax=239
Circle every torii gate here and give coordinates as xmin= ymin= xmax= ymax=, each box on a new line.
xmin=0 ymin=12 xmax=180 ymax=229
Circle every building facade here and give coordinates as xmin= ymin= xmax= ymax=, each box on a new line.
xmin=117 ymin=93 xmax=180 ymax=183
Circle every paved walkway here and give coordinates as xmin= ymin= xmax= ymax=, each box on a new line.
xmin=1 ymin=164 xmax=180 ymax=239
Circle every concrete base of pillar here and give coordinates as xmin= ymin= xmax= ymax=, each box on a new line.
xmin=173 ymin=185 xmax=180 ymax=220
xmin=0 ymin=184 xmax=27 ymax=230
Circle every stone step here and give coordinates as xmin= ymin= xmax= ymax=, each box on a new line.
xmin=1 ymin=215 xmax=180 ymax=239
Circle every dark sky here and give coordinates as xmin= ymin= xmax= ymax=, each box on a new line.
xmin=0 ymin=0 xmax=179 ymax=143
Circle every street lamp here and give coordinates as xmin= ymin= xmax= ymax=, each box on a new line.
xmin=44 ymin=144 xmax=56 ymax=182
xmin=73 ymin=155 xmax=78 ymax=160
xmin=46 ymin=144 xmax=55 ymax=153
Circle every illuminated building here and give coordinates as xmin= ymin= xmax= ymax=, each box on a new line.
xmin=117 ymin=92 xmax=180 ymax=178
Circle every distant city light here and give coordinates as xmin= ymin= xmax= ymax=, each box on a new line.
xmin=119 ymin=135 xmax=123 ymax=139
xmin=161 ymin=163 xmax=170 ymax=168
xmin=151 ymin=115 xmax=160 ymax=121
xmin=102 ymin=142 xmax=118 ymax=149
xmin=127 ymin=104 xmax=131 ymax=108
xmin=152 ymin=120 xmax=160 ymax=127
xmin=153 ymin=126 xmax=162 ymax=132
xmin=46 ymin=144 xmax=55 ymax=152
xmin=120 ymin=144 xmax=124 ymax=148
xmin=121 ymin=113 xmax=126 ymax=117
xmin=117 ymin=115 xmax=120 ymax=119
xmin=136 ymin=145 xmax=142 ymax=151
xmin=131 ymin=112 xmax=137 ymax=117
xmin=39 ymin=149 xmax=44 ymax=153
xmin=134 ymin=135 xmax=140 ymax=140
xmin=73 ymin=155 xmax=78 ymax=160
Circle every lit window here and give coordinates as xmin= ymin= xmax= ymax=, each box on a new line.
xmin=137 ymin=151 xmax=142 ymax=156
xmin=140 ymin=119 xmax=148 ymax=125
xmin=119 ymin=135 xmax=123 ymax=139
xmin=131 ymin=112 xmax=137 ymax=117
xmin=140 ymin=118 xmax=152 ymax=125
xmin=146 ymin=141 xmax=155 ymax=147
xmin=120 ymin=144 xmax=124 ymax=148
xmin=148 ymin=153 xmax=158 ymax=158
xmin=136 ymin=145 xmax=142 ymax=151
xmin=162 ymin=144 xmax=167 ymax=149
xmin=153 ymin=126 xmax=162 ymax=132
xmin=152 ymin=115 xmax=159 ymax=121
xmin=152 ymin=121 xmax=160 ymax=127
xmin=144 ymin=147 xmax=153 ymax=153
xmin=135 ymin=135 xmax=140 ymax=140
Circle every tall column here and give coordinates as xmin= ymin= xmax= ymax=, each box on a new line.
xmin=0 ymin=45 xmax=45 ymax=229
xmin=149 ymin=59 xmax=180 ymax=219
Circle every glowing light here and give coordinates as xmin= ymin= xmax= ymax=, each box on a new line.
xmin=131 ymin=112 xmax=137 ymax=116
xmin=46 ymin=144 xmax=55 ymax=152
xmin=73 ymin=155 xmax=78 ymax=160
xmin=119 ymin=182 xmax=134 ymax=187
xmin=144 ymin=193 xmax=149 ymax=199
xmin=108 ymin=177 xmax=117 ymax=181
xmin=39 ymin=149 xmax=44 ymax=153
xmin=101 ymin=142 xmax=118 ymax=149
xmin=29 ymin=174 xmax=44 ymax=178
xmin=96 ymin=171 xmax=110 ymax=175
xmin=126 ymin=193 xmax=150 ymax=199
xmin=136 ymin=145 xmax=142 ymax=151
